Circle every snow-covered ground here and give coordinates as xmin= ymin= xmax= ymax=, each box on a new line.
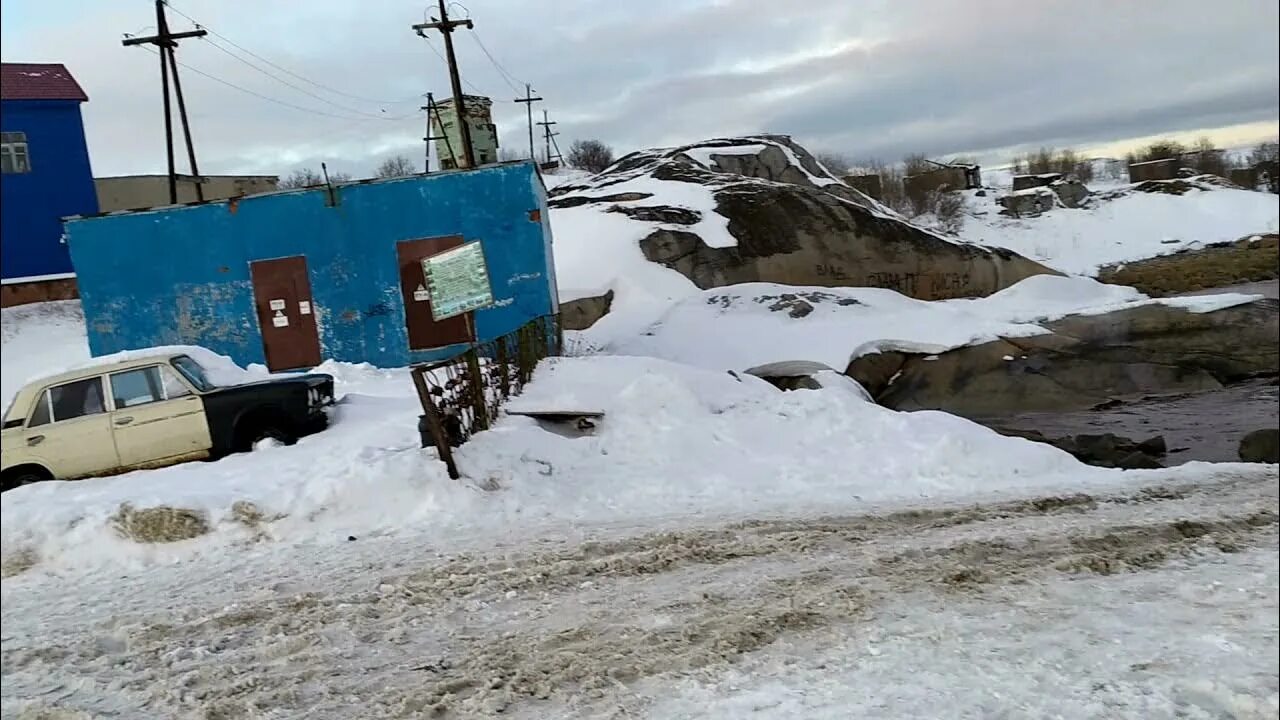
xmin=611 ymin=275 xmax=1260 ymax=371
xmin=950 ymin=174 xmax=1279 ymax=276
xmin=2 ymin=155 xmax=1277 ymax=717
xmin=3 ymin=462 xmax=1274 ymax=718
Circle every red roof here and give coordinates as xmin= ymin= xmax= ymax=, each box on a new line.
xmin=1 ymin=63 xmax=88 ymax=102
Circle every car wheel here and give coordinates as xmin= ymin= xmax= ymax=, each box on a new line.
xmin=1 ymin=470 xmax=49 ymax=493
xmin=248 ymin=425 xmax=297 ymax=451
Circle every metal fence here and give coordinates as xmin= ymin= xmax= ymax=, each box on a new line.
xmin=410 ymin=314 xmax=562 ymax=478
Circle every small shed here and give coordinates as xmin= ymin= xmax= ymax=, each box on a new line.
xmin=1127 ymin=157 xmax=1181 ymax=182
xmin=64 ymin=161 xmax=558 ymax=371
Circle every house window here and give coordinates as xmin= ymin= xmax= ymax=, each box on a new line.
xmin=1 ymin=131 xmax=31 ymax=174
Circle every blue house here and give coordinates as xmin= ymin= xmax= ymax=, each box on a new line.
xmin=1 ymin=63 xmax=99 ymax=306
xmin=64 ymin=162 xmax=559 ymax=371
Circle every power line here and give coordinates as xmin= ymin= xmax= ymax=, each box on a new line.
xmin=197 ymin=37 xmax=397 ymax=120
xmin=421 ymin=35 xmax=487 ymax=96
xmin=164 ymin=0 xmax=419 ymax=106
xmin=470 ymin=31 xmax=523 ymax=94
xmin=131 ymin=45 xmax=410 ymax=122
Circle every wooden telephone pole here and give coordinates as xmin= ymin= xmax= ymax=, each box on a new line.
xmin=513 ymin=84 xmax=542 ymax=161
xmin=122 ymin=0 xmax=207 ymax=204
xmin=536 ymin=109 xmax=561 ymax=165
xmin=412 ymin=0 xmax=476 ymax=169
xmin=421 ymin=92 xmax=456 ymax=172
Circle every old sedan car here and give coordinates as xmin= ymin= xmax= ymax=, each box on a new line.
xmin=1 ymin=351 xmax=334 ymax=492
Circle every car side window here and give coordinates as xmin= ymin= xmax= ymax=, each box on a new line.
xmin=159 ymin=366 xmax=193 ymax=398
xmin=45 ymin=377 xmax=107 ymax=423
xmin=28 ymin=391 xmax=52 ymax=427
xmin=172 ymin=356 xmax=214 ymax=392
xmin=110 ymin=367 xmax=164 ymax=408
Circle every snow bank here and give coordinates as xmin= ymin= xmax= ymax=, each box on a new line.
xmin=2 ymin=352 xmax=1132 ymax=575
xmin=1 ymin=300 xmax=88 ymax=411
xmin=958 ymin=184 xmax=1279 ymax=275
xmin=612 ymin=275 xmax=1261 ymax=371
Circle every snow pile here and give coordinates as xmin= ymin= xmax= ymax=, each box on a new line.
xmin=1 ymin=300 xmax=88 ymax=411
xmin=2 ymin=349 xmax=1139 ymax=575
xmin=613 ymin=275 xmax=1262 ymax=371
xmin=956 ymin=182 xmax=1279 ymax=275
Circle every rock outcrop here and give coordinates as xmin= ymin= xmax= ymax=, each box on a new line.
xmin=846 ymin=298 xmax=1280 ymax=417
xmin=560 ymin=290 xmax=614 ymax=331
xmin=994 ymin=428 xmax=1168 ymax=469
xmin=552 ymin=136 xmax=1054 ymax=324
xmin=1238 ymin=428 xmax=1279 ymax=463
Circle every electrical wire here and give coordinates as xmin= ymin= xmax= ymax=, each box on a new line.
xmin=197 ymin=37 xmax=400 ymax=120
xmin=469 ymin=31 xmax=525 ymax=95
xmin=131 ymin=44 xmax=408 ymax=122
xmin=164 ymin=0 xmax=418 ymax=106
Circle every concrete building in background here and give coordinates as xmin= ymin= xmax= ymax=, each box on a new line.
xmin=95 ymin=174 xmax=279 ymax=212
xmin=0 ymin=63 xmax=99 ymax=307
xmin=430 ymin=95 xmax=499 ymax=170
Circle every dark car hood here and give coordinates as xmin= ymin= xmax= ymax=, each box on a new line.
xmin=206 ymin=373 xmax=333 ymax=394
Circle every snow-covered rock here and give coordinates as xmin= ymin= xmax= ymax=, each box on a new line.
xmin=549 ymin=135 xmax=1054 ymax=341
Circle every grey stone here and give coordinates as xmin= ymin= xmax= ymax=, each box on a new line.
xmin=607 ymin=205 xmax=701 ymax=225
xmin=1137 ymin=435 xmax=1168 ymax=456
xmin=559 ymin=290 xmax=614 ymax=331
xmin=1050 ymin=179 xmax=1090 ymax=208
xmin=1116 ymin=451 xmax=1164 ymax=470
xmin=1238 ymin=428 xmax=1279 ymax=463
xmin=846 ymin=299 xmax=1279 ymax=417
xmin=998 ymin=188 xmax=1057 ymax=217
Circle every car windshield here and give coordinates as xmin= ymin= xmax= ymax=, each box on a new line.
xmin=171 ymin=355 xmax=214 ymax=392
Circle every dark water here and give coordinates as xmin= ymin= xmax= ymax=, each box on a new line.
xmin=984 ymin=378 xmax=1278 ymax=465
xmin=977 ymin=282 xmax=1280 ymax=465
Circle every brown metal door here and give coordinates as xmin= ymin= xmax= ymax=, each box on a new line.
xmin=396 ymin=236 xmax=474 ymax=350
xmin=249 ymin=256 xmax=322 ymax=371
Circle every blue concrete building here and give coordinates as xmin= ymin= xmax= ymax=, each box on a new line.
xmin=64 ymin=162 xmax=559 ymax=370
xmin=1 ymin=63 xmax=98 ymax=305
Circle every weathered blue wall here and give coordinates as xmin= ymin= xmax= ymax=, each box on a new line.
xmin=65 ymin=162 xmax=556 ymax=368
xmin=0 ymin=99 xmax=99 ymax=279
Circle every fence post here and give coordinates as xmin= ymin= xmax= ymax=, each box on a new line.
xmin=412 ymin=365 xmax=460 ymax=480
xmin=464 ymin=348 xmax=488 ymax=431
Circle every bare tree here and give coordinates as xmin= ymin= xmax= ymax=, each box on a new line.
xmin=930 ymin=189 xmax=965 ymax=234
xmin=902 ymin=153 xmax=932 ymax=176
xmin=279 ymin=168 xmax=324 ymax=189
xmin=815 ymin=151 xmax=853 ymax=174
xmin=567 ymin=140 xmax=616 ymax=173
xmin=1135 ymin=139 xmax=1185 ymax=162
xmin=279 ymin=168 xmax=352 ymax=189
xmin=1249 ymin=139 xmax=1279 ymax=166
xmin=497 ymin=147 xmax=522 ymax=162
xmin=375 ymin=155 xmax=416 ymax=178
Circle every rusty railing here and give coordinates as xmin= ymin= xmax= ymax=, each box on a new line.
xmin=410 ymin=314 xmax=562 ymax=478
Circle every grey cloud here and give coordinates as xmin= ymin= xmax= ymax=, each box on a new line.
xmin=2 ymin=0 xmax=1275 ymax=176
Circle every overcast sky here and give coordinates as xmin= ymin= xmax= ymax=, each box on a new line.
xmin=3 ymin=0 xmax=1278 ymax=178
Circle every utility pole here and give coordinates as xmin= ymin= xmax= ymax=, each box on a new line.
xmin=123 ymin=0 xmax=207 ymax=204
xmin=536 ymin=109 xmax=560 ymax=166
xmin=412 ymin=1 xmax=476 ymax=169
xmin=421 ymin=92 xmax=456 ymax=172
xmin=513 ymin=83 xmax=542 ymax=161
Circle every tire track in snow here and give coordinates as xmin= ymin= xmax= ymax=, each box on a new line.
xmin=1 ymin=471 xmax=1275 ymax=719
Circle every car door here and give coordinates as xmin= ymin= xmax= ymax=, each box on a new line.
xmin=22 ymin=375 xmax=121 ymax=479
xmin=108 ymin=365 xmax=213 ymax=468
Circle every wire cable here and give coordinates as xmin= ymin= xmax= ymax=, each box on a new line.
xmin=164 ymin=0 xmax=418 ymax=106
xmin=131 ymin=44 xmax=405 ymax=122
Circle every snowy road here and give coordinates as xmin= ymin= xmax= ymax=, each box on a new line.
xmin=3 ymin=467 xmax=1276 ymax=719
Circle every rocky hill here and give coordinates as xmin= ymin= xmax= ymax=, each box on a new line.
xmin=550 ymin=136 xmax=1054 ymax=334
